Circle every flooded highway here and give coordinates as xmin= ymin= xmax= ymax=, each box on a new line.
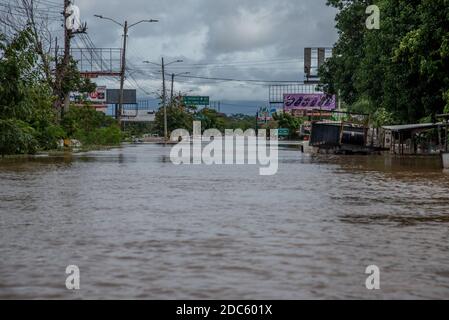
xmin=1 ymin=143 xmax=449 ymax=299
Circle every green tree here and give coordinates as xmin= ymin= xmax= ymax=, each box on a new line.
xmin=0 ymin=29 xmax=55 ymax=155
xmin=61 ymin=106 xmax=121 ymax=146
xmin=196 ymin=108 xmax=227 ymax=131
xmin=154 ymin=96 xmax=194 ymax=136
xmin=320 ymin=0 xmax=449 ymax=124
xmin=272 ymin=112 xmax=302 ymax=138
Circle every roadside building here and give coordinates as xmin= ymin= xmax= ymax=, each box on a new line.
xmin=382 ymin=123 xmax=447 ymax=155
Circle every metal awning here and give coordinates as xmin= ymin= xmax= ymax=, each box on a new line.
xmin=382 ymin=123 xmax=444 ymax=132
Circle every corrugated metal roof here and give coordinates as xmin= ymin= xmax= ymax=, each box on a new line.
xmin=382 ymin=123 xmax=444 ymax=132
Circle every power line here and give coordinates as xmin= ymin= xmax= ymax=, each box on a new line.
xmin=0 ymin=1 xmax=62 ymax=17
xmin=130 ymin=67 xmax=303 ymax=86
xmin=173 ymin=74 xmax=303 ymax=84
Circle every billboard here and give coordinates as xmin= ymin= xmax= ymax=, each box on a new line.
xmin=303 ymin=47 xmax=332 ymax=80
xmin=121 ymin=109 xmax=156 ymax=123
xmin=257 ymin=106 xmax=279 ymax=122
xmin=106 ymin=89 xmax=137 ymax=105
xmin=70 ymin=86 xmax=107 ymax=105
xmin=283 ymin=93 xmax=336 ymax=111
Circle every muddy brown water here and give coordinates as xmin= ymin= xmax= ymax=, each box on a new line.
xmin=1 ymin=144 xmax=449 ymax=299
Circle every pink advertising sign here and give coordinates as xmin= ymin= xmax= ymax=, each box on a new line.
xmin=283 ymin=93 xmax=336 ymax=111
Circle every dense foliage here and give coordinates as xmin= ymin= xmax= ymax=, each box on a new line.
xmin=0 ymin=29 xmax=58 ymax=155
xmin=320 ymin=0 xmax=449 ymax=124
xmin=272 ymin=112 xmax=302 ymax=139
xmin=0 ymin=29 xmax=121 ymax=155
xmin=61 ymin=106 xmax=122 ymax=146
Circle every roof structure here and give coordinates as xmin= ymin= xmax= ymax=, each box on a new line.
xmin=383 ymin=123 xmax=444 ymax=132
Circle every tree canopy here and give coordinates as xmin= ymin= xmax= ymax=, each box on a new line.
xmin=320 ymin=0 xmax=449 ymax=124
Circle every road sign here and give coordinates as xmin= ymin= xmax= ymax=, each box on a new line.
xmin=278 ymin=128 xmax=290 ymax=136
xmin=184 ymin=96 xmax=210 ymax=106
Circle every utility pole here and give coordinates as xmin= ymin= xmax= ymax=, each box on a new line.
xmin=161 ymin=58 xmax=168 ymax=141
xmin=256 ymin=111 xmax=259 ymax=136
xmin=142 ymin=59 xmax=184 ymax=141
xmin=59 ymin=0 xmax=72 ymax=117
xmin=118 ymin=21 xmax=128 ymax=125
xmin=170 ymin=72 xmax=190 ymax=105
xmin=54 ymin=37 xmax=59 ymax=68
xmin=60 ymin=0 xmax=87 ymax=117
xmin=170 ymin=73 xmax=175 ymax=103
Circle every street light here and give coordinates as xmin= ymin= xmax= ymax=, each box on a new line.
xmin=95 ymin=14 xmax=158 ymax=123
xmin=143 ymin=59 xmax=184 ymax=141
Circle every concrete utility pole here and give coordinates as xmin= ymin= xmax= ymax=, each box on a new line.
xmin=162 ymin=58 xmax=167 ymax=141
xmin=60 ymin=0 xmax=87 ymax=117
xmin=142 ymin=59 xmax=184 ymax=142
xmin=62 ymin=0 xmax=72 ymax=117
xmin=170 ymin=72 xmax=174 ymax=104
xmin=170 ymin=72 xmax=190 ymax=104
xmin=119 ymin=21 xmax=129 ymax=125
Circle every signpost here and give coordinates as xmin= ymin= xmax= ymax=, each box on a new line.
xmin=278 ymin=128 xmax=290 ymax=137
xmin=183 ymin=96 xmax=210 ymax=106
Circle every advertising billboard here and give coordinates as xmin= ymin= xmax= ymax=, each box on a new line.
xmin=257 ymin=106 xmax=279 ymax=122
xmin=106 ymin=89 xmax=137 ymax=105
xmin=70 ymin=86 xmax=107 ymax=105
xmin=283 ymin=93 xmax=336 ymax=111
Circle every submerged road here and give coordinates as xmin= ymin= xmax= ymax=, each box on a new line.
xmin=1 ymin=144 xmax=449 ymax=299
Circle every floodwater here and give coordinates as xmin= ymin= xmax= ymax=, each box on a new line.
xmin=1 ymin=143 xmax=449 ymax=300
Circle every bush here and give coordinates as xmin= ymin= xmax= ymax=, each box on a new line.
xmin=73 ymin=126 xmax=122 ymax=146
xmin=34 ymin=125 xmax=67 ymax=150
xmin=62 ymin=106 xmax=117 ymax=137
xmin=0 ymin=119 xmax=38 ymax=156
xmin=61 ymin=106 xmax=122 ymax=146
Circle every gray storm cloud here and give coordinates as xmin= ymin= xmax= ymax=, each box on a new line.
xmin=73 ymin=0 xmax=337 ymax=100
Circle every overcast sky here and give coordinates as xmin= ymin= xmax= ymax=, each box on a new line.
xmin=73 ymin=0 xmax=338 ymax=101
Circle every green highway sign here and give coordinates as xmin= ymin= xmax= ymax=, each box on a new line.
xmin=278 ymin=128 xmax=290 ymax=136
xmin=183 ymin=96 xmax=210 ymax=106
